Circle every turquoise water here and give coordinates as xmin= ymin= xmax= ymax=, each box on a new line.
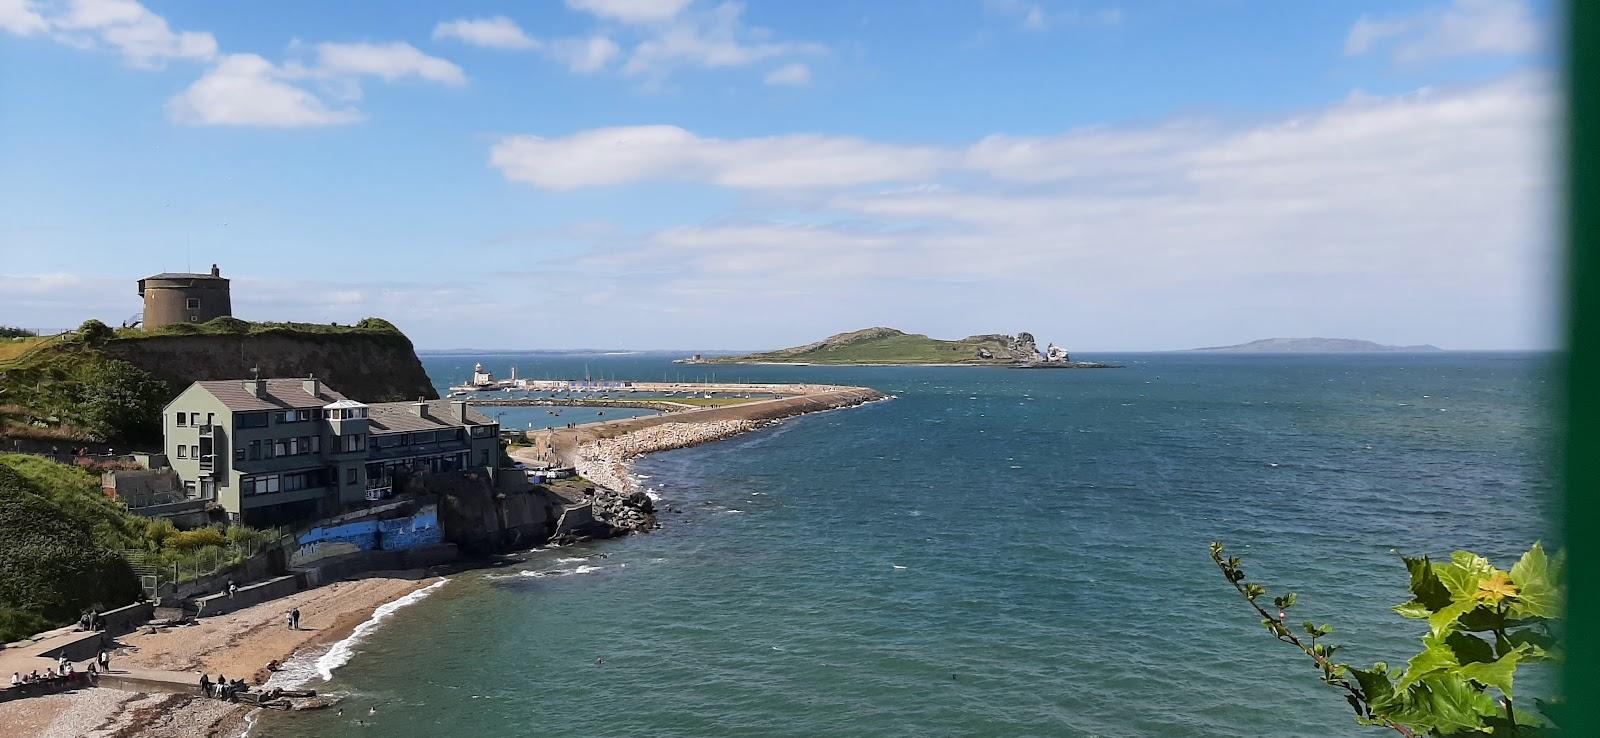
xmin=260 ymin=352 xmax=1555 ymax=738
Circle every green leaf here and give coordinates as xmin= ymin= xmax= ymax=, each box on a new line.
xmin=1393 ymin=600 xmax=1433 ymax=619
xmin=1436 ymin=551 xmax=1498 ymax=601
xmin=1444 ymin=632 xmax=1495 ymax=665
xmin=1427 ymin=599 xmax=1479 ymax=637
xmin=1509 ymin=542 xmax=1563 ymax=620
xmin=1402 ymin=555 xmax=1454 ymax=612
xmin=1397 ymin=634 xmax=1459 ymax=691
xmin=1383 ymin=673 xmax=1500 ymax=735
xmin=1350 ymin=664 xmax=1395 ymax=708
xmin=1453 ymin=644 xmax=1527 ymax=698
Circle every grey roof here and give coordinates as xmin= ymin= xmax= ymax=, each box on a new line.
xmin=142 ymin=272 xmax=228 ymax=281
xmin=194 ymin=378 xmax=350 ymax=412
xmin=367 ymin=399 xmax=495 ymax=434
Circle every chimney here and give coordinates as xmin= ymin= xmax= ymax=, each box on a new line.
xmin=453 ymin=400 xmax=468 ymax=421
xmin=302 ymin=374 xmax=321 ymax=399
xmin=412 ymin=399 xmax=429 ymax=418
xmin=245 ymin=367 xmax=264 ymax=398
xmin=210 ymin=263 xmax=220 ymax=277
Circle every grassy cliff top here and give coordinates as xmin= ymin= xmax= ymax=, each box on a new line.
xmin=1 ymin=316 xmax=430 ymax=443
xmin=711 ymin=327 xmax=1044 ymax=365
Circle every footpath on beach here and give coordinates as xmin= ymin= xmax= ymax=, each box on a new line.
xmin=509 ymin=384 xmax=886 ymax=491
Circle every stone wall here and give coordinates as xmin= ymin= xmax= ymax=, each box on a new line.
xmin=193 ymin=574 xmax=302 ymax=617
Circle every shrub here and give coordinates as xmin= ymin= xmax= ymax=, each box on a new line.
xmin=79 ymin=359 xmax=170 ymax=443
xmin=202 ymin=316 xmax=251 ymax=334
xmin=165 ymin=527 xmax=228 ymax=551
xmin=77 ymin=319 xmax=112 ymax=343
xmin=355 ymin=317 xmax=399 ymax=333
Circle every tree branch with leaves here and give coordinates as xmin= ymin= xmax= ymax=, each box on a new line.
xmin=1210 ymin=541 xmax=1564 ymax=737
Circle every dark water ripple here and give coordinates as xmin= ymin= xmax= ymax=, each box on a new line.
xmin=261 ymin=352 xmax=1555 ymax=738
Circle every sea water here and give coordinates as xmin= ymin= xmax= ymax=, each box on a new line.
xmin=258 ymin=352 xmax=1555 ymax=738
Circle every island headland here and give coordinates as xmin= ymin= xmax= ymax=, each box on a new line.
xmin=677 ymin=327 xmax=1115 ymax=367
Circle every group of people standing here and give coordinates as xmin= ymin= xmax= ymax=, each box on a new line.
xmin=199 ymin=673 xmax=247 ymax=700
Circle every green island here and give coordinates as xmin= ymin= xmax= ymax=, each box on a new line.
xmin=682 ymin=327 xmax=1113 ymax=367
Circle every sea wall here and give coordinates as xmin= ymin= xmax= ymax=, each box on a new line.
xmin=288 ymin=505 xmax=443 ymax=568
xmin=193 ymin=574 xmax=301 ymax=617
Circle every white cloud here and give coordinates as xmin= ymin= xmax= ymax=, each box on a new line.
xmin=0 ymin=0 xmax=48 ymax=36
xmin=983 ymin=0 xmax=1122 ymax=31
xmin=763 ymin=62 xmax=809 ymax=86
xmin=1345 ymin=0 xmax=1539 ymax=62
xmin=431 ymin=16 xmax=538 ymax=50
xmin=565 ymin=0 xmax=693 ymax=25
xmin=435 ymin=2 xmax=820 ymax=82
xmin=489 ymin=125 xmax=951 ymax=190
xmin=433 ymin=16 xmax=618 ymax=73
xmin=495 ymin=75 xmax=1552 ymax=349
xmin=314 ymin=42 xmax=466 ymax=86
xmin=166 ymin=53 xmax=363 ymax=127
xmin=544 ymin=36 xmax=622 ymax=73
xmin=2 ymin=0 xmax=218 ymax=67
xmin=622 ymin=2 xmax=825 ymax=76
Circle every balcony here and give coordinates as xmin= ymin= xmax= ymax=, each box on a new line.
xmin=198 ymin=425 xmax=214 ymax=438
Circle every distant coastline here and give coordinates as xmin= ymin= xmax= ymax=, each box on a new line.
xmin=1184 ymin=337 xmax=1444 ymax=353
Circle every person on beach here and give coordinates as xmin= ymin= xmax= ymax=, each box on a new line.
xmin=292 ymin=608 xmax=301 ymax=629
xmin=286 ymin=611 xmax=295 ymax=630
xmin=10 ymin=672 xmax=20 ymax=687
xmin=199 ymin=674 xmax=211 ymax=696
xmin=97 ymin=649 xmax=109 ymax=672
xmin=214 ymin=674 xmax=227 ymax=698
xmin=227 ymin=580 xmax=237 ymax=598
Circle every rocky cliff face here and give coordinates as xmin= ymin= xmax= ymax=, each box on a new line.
xmin=100 ymin=332 xmax=437 ymax=402
xmin=961 ymin=332 xmax=1040 ymax=362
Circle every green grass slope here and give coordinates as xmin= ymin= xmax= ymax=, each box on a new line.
xmin=0 ymin=454 xmax=275 ymax=641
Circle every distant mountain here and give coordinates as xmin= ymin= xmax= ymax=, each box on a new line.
xmin=1185 ymin=338 xmax=1444 ymax=353
xmin=691 ymin=327 xmax=1068 ymax=365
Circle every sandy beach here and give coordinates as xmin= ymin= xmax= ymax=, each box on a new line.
xmin=0 ymin=575 xmax=438 ymax=738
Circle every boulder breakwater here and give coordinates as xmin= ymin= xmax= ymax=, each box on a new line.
xmin=510 ymin=384 xmax=885 ymax=496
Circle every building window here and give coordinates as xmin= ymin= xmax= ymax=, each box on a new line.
xmin=237 ymin=412 xmax=268 ymax=429
xmin=189 ymin=412 xmax=200 ymax=426
xmin=234 ymin=447 xmax=244 ymax=462
xmin=176 ymin=413 xmax=187 ymax=427
xmin=263 ymin=442 xmax=274 ymax=459
xmin=311 ymin=435 xmax=321 ymax=453
xmin=346 ymin=468 xmax=357 ymax=485
xmin=190 ymin=445 xmax=199 ymax=459
xmin=248 ymin=440 xmax=260 ymax=460
xmin=176 ymin=446 xmax=187 ymax=458
xmin=186 ymin=298 xmax=200 ymax=309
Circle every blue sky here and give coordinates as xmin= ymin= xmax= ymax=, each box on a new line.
xmin=0 ymin=0 xmax=1557 ymax=350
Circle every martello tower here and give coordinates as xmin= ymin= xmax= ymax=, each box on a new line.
xmin=137 ymin=264 xmax=232 ymax=329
